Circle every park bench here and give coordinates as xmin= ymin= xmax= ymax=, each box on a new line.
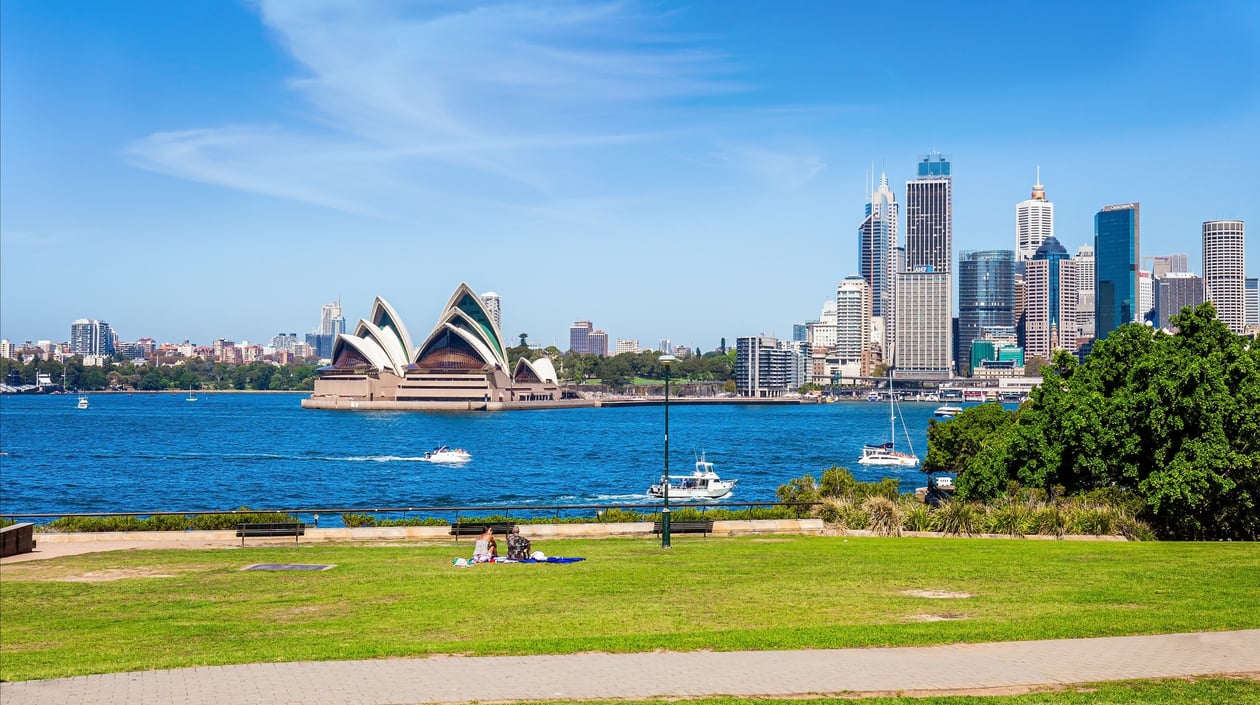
xmin=1 ymin=522 xmax=36 ymax=557
xmin=236 ymin=522 xmax=305 ymax=546
xmin=651 ymin=519 xmax=714 ymax=538
xmin=449 ymin=521 xmax=513 ymax=541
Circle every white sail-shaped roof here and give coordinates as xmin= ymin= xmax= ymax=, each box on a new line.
xmin=530 ymin=357 xmax=558 ymax=384
xmin=329 ymin=333 xmax=394 ymax=372
xmin=353 ymin=320 xmax=410 ymax=376
xmin=368 ymin=297 xmax=416 ymax=363
xmin=439 ymin=283 xmax=507 ymax=364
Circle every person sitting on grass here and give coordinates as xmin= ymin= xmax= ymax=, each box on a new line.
xmin=506 ymin=525 xmax=531 ymax=560
xmin=471 ymin=526 xmax=497 ymax=563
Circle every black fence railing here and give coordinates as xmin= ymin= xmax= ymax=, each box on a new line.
xmin=2 ymin=501 xmax=823 ymax=529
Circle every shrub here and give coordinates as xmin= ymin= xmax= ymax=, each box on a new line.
xmin=862 ymin=496 xmax=902 ymax=537
xmin=936 ymin=500 xmax=980 ymax=537
xmin=901 ymin=502 xmax=936 ymax=532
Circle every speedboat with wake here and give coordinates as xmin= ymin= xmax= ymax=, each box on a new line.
xmin=424 ymin=445 xmax=471 ymax=463
xmin=648 ymin=454 xmax=737 ymax=500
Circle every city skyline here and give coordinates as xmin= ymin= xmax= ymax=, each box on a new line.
xmin=3 ymin=1 xmax=1258 ymax=349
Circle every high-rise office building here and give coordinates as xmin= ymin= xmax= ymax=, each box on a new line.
xmin=858 ymin=171 xmax=899 ymax=322
xmin=1015 ymin=170 xmax=1053 ymax=262
xmin=1094 ymin=203 xmax=1140 ymax=340
xmin=894 ymin=267 xmax=952 ymax=378
xmin=480 ymin=292 xmax=502 ymax=330
xmin=1074 ymin=244 xmax=1096 ymax=342
xmin=905 ymin=152 xmax=953 ymax=273
xmin=320 ymin=299 xmax=345 ymax=337
xmin=569 ymin=321 xmax=592 ymax=354
xmin=70 ymin=319 xmax=114 ymax=357
xmin=587 ymin=329 xmax=609 ymax=357
xmin=1153 ymin=273 xmax=1205 ymax=330
xmin=1025 ymin=238 xmax=1080 ymax=360
xmin=1246 ymin=277 xmax=1259 ymax=328
xmin=1203 ymin=220 xmax=1246 ymax=333
xmin=1138 ymin=270 xmax=1154 ymax=323
xmin=1144 ymin=254 xmax=1189 ymax=279
xmin=957 ymin=250 xmax=1015 ymax=375
xmin=835 ymin=275 xmax=872 ymax=378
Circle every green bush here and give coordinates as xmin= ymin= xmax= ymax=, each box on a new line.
xmin=862 ymin=496 xmax=901 ymax=536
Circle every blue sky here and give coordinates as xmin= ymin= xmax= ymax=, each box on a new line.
xmin=3 ymin=0 xmax=1258 ymax=351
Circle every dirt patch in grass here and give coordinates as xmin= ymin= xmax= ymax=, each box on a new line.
xmin=908 ymin=613 xmax=968 ymax=622
xmin=901 ymin=589 xmax=973 ymax=599
xmin=51 ymin=568 xmax=177 ymax=582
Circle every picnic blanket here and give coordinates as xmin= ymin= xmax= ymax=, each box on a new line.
xmin=453 ymin=556 xmax=585 ymax=566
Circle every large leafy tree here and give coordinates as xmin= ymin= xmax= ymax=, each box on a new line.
xmin=949 ymin=303 xmax=1259 ymax=540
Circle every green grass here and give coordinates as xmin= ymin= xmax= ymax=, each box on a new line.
xmin=2 ymin=536 xmax=1259 ymax=681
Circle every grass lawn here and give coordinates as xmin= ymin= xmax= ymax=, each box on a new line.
xmin=2 ymin=536 xmax=1258 ymax=681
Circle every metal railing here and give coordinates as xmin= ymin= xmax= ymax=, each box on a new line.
xmin=2 ymin=501 xmax=822 ymax=529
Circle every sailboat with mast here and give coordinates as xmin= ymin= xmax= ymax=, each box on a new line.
xmin=858 ymin=371 xmax=919 ymax=467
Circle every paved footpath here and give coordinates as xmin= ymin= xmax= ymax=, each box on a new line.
xmin=3 ymin=630 xmax=1258 ymax=705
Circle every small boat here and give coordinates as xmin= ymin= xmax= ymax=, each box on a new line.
xmin=424 ymin=445 xmax=471 ymax=463
xmin=857 ymin=371 xmax=920 ymax=467
xmin=76 ymin=395 xmax=89 ymax=410
xmin=648 ymin=454 xmax=737 ymax=500
xmin=865 ymin=392 xmax=881 ymax=402
xmin=186 ymin=386 xmax=198 ymax=402
xmin=934 ymin=405 xmax=963 ymax=418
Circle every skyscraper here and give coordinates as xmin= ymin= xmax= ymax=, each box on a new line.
xmin=1094 ymin=203 xmax=1140 ymax=340
xmin=1074 ymin=244 xmax=1096 ymax=342
xmin=1015 ymin=169 xmax=1053 ymax=262
xmin=69 ymin=319 xmax=114 ymax=357
xmin=320 ymin=299 xmax=345 ymax=336
xmin=1138 ymin=270 xmax=1154 ymax=323
xmin=835 ymin=275 xmax=872 ymax=378
xmin=858 ymin=171 xmax=899 ymax=331
xmin=1246 ymin=277 xmax=1259 ymax=328
xmin=905 ymin=153 xmax=953 ymax=273
xmin=1154 ymin=273 xmax=1205 ymax=330
xmin=894 ymin=268 xmax=952 ymax=378
xmin=569 ymin=321 xmax=593 ymax=354
xmin=957 ymin=250 xmax=1015 ymax=375
xmin=1025 ymin=237 xmax=1079 ymax=360
xmin=480 ymin=292 xmax=502 ymax=330
xmin=1203 ymin=220 xmax=1246 ymax=333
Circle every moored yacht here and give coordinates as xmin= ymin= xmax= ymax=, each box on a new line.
xmin=648 ymin=455 xmax=737 ymax=500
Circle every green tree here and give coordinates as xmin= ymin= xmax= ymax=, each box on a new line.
xmin=923 ymin=402 xmax=1015 ymax=475
xmin=599 ymin=355 xmax=633 ymax=389
xmin=947 ymin=303 xmax=1259 ymax=540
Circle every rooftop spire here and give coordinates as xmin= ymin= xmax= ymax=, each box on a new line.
xmin=1031 ymin=166 xmax=1046 ymax=201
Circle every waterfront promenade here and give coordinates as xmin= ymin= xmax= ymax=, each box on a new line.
xmin=3 ymin=630 xmax=1257 ymax=704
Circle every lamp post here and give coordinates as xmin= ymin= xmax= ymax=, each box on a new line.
xmin=659 ymin=354 xmax=677 ymax=548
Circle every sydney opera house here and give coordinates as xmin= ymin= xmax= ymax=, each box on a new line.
xmin=301 ymin=284 xmax=579 ymax=410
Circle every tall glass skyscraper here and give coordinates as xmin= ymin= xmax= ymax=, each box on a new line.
xmin=1094 ymin=203 xmax=1140 ymax=340
xmin=857 ymin=172 xmax=898 ymax=318
xmin=957 ymin=250 xmax=1015 ymax=374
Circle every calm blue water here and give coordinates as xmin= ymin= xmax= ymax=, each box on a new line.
xmin=0 ymin=393 xmax=967 ymax=525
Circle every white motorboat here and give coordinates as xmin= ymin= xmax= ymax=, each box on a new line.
xmin=76 ymin=395 xmax=89 ymax=410
xmin=648 ymin=455 xmax=737 ymax=500
xmin=424 ymin=445 xmax=471 ymax=463
xmin=934 ymin=405 xmax=963 ymax=418
xmin=857 ymin=371 xmax=920 ymax=467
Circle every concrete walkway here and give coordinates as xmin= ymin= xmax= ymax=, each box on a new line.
xmin=3 ymin=630 xmax=1258 ymax=705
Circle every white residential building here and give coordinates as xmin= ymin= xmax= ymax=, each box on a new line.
xmin=835 ymin=275 xmax=872 ymax=379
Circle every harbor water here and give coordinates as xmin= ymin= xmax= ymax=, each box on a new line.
xmin=0 ymin=393 xmax=974 ymax=525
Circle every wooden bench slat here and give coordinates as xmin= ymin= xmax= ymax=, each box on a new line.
xmin=650 ymin=520 xmax=713 ymax=537
xmin=236 ymin=522 xmax=305 ymax=545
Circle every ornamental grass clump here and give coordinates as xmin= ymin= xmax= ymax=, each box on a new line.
xmin=862 ymin=496 xmax=902 ymax=537
xmin=936 ymin=499 xmax=981 ymax=537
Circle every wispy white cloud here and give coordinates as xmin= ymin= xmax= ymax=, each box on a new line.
xmin=125 ymin=0 xmax=759 ymax=224
xmin=708 ymin=143 xmax=826 ymax=191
